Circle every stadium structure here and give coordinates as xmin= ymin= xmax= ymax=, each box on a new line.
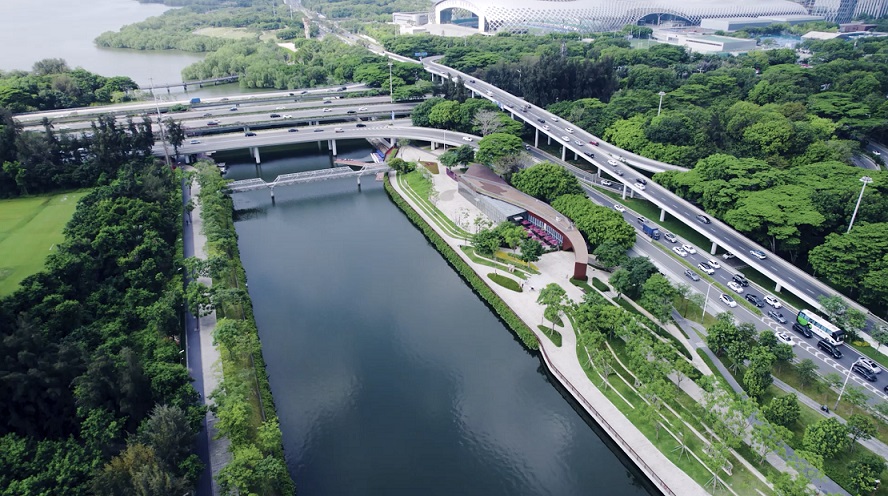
xmin=433 ymin=0 xmax=813 ymax=33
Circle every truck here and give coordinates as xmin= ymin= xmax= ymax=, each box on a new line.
xmin=190 ymin=97 xmax=201 ymax=105
xmin=641 ymin=223 xmax=660 ymax=240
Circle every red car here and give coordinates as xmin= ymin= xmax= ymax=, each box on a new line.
xmin=589 ymin=140 xmax=599 ymax=146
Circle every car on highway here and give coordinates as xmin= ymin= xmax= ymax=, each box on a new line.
xmin=637 ymin=216 xmax=647 ymax=224
xmin=561 ymin=136 xmax=571 ymax=142
xmin=673 ymin=246 xmax=688 ymax=257
xmin=486 ymin=90 xmax=493 ymax=95
xmin=358 ymin=107 xmax=367 ymax=111
xmin=244 ymin=132 xmax=256 ymax=136
xmin=852 ymin=362 xmax=878 ymax=382
xmin=505 ymin=103 xmax=514 ymax=108
xmin=206 ymin=120 xmax=218 ymax=126
xmin=347 ymin=110 xmax=356 ymax=114
xmin=792 ymin=322 xmax=813 ymax=338
xmin=663 ymin=232 xmax=677 ymax=243
xmin=229 ymin=107 xmax=237 ymax=111
xmin=283 ymin=114 xmax=291 ymax=118
xmin=859 ymin=358 xmax=882 ymax=374
xmin=607 ymin=159 xmax=619 ymax=166
xmin=276 ymin=106 xmax=284 ymax=110
xmin=635 ymin=182 xmax=646 ymax=190
xmin=727 ymin=281 xmax=744 ymax=293
xmin=636 ymin=178 xmax=648 ymax=185
xmin=818 ymin=339 xmax=843 ymax=359
xmin=722 ymin=252 xmax=736 ymax=259
xmin=698 ymin=262 xmax=714 ymax=275
xmin=543 ymin=125 xmax=550 ymax=130
xmin=750 ymin=249 xmax=768 ymax=260
xmin=584 ymin=151 xmax=595 ymax=157
xmin=300 ymin=90 xmax=308 ymax=94
xmin=764 ymin=295 xmax=782 ymax=308
xmin=203 ymin=113 xmax=213 ymax=117
xmin=356 ymin=123 xmax=366 ymax=127
xmin=614 ymin=169 xmax=624 ymax=176
xmin=463 ymin=136 xmax=473 ymax=142
xmin=768 ymin=310 xmax=787 ymax=324
xmin=720 ymin=294 xmax=737 ymax=308
xmin=589 ymin=140 xmax=599 ymax=146
xmin=776 ymin=332 xmax=795 ymax=346
xmin=745 ymin=294 xmax=764 ymax=307
xmin=270 ymin=113 xmax=281 ymax=118
xmin=323 ymin=100 xmax=332 ymax=104
xmin=323 ymin=108 xmax=331 ymax=112
xmin=685 ymin=269 xmax=700 ymax=282
xmin=288 ymin=128 xmax=298 ymax=132
xmin=601 ymin=179 xmax=612 ymax=186
xmin=537 ymin=118 xmax=545 ymax=123
xmin=732 ymin=273 xmax=749 ymax=287
xmin=575 ymin=140 xmax=584 ymax=146
xmin=566 ymin=128 xmax=574 ymax=133
xmin=613 ymin=204 xmax=625 ymax=213
xmin=313 ymin=128 xmax=323 ymax=132
xmin=696 ymin=214 xmax=711 ymax=224
xmin=221 ymin=98 xmax=229 ymax=101
xmin=551 ymin=116 xmax=559 ymax=122
xmin=189 ymin=139 xmax=201 ymax=144
xmin=681 ymin=243 xmax=696 ymax=254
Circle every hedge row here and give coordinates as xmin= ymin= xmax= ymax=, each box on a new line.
xmin=385 ymin=177 xmax=539 ymax=350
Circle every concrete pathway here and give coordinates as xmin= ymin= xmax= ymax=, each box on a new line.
xmin=183 ymin=171 xmax=230 ymax=496
xmin=390 ymin=148 xmax=707 ymax=496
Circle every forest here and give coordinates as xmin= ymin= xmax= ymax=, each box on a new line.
xmin=0 ymin=116 xmax=203 ymax=494
xmin=0 ymin=59 xmax=138 ymax=112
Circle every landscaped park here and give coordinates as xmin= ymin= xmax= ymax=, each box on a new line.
xmin=0 ymin=190 xmax=88 ymax=295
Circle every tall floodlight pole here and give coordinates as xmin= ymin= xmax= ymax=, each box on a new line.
xmin=150 ymin=78 xmax=172 ymax=169
xmin=700 ymin=280 xmax=716 ymax=321
xmin=388 ymin=61 xmax=394 ymax=103
xmin=657 ymin=91 xmax=666 ymax=116
xmin=834 ymin=358 xmax=862 ymax=410
xmin=847 ymin=176 xmax=873 ymax=233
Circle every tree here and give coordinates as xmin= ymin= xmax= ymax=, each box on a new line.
xmin=796 ymin=359 xmax=819 ymax=389
xmin=493 ymin=221 xmax=526 ymax=248
xmin=164 ymin=118 xmax=185 ymax=157
xmin=474 ymin=132 xmax=524 ymax=166
xmin=472 ymin=228 xmax=501 ymax=257
xmin=844 ymin=386 xmax=869 ymax=410
xmin=593 ymin=240 xmax=628 ymax=269
xmin=454 ymin=144 xmax=475 ymax=165
xmin=137 ymin=404 xmax=198 ymax=473
xmin=639 ymin=273 xmax=677 ymax=323
xmin=387 ymin=157 xmax=415 ymax=174
xmin=849 ymin=454 xmax=886 ymax=496
xmin=472 ymin=109 xmax=505 ymax=136
xmin=763 ymin=394 xmax=801 ymax=427
xmin=537 ymin=283 xmax=567 ymax=326
xmin=518 ymin=238 xmax=543 ymax=263
xmin=847 ymin=413 xmax=877 ymax=451
xmin=439 ymin=150 xmax=460 ymax=169
xmin=511 ymin=162 xmax=583 ymax=202
xmin=751 ymin=419 xmax=792 ymax=463
xmin=609 ymin=268 xmax=632 ymax=298
xmin=872 ymin=326 xmax=888 ymax=352
xmin=744 ymin=346 xmax=775 ymax=399
xmin=803 ymin=417 xmax=849 ymax=459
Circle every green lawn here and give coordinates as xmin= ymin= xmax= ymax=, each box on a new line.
xmin=0 ymin=190 xmax=89 ymax=296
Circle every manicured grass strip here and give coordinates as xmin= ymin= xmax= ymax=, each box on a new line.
xmin=488 ymin=272 xmax=522 ymax=292
xmin=538 ymin=325 xmax=563 ymax=347
xmin=386 ymin=177 xmax=539 ymax=350
xmin=398 ymin=172 xmax=468 ymax=239
xmin=0 ymin=190 xmax=90 ymax=296
xmin=461 ymin=246 xmax=530 ymax=279
xmin=592 ymin=277 xmax=610 ymax=292
xmin=615 ymin=297 xmax=692 ymax=360
xmin=570 ymin=277 xmax=594 ymax=294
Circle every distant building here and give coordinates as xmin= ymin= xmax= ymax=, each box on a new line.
xmin=651 ymin=29 xmax=759 ymax=53
xmin=839 ymin=22 xmax=877 ymax=32
xmin=392 ymin=12 xmax=430 ymax=26
xmin=700 ymin=15 xmax=823 ymax=32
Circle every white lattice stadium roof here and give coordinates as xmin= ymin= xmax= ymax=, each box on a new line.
xmin=434 ymin=0 xmax=810 ymax=32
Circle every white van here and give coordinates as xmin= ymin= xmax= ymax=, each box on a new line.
xmin=334 ymin=128 xmax=344 ymax=133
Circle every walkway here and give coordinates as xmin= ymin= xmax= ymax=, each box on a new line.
xmin=183 ymin=172 xmax=230 ymax=496
xmin=392 ymin=147 xmax=707 ymax=496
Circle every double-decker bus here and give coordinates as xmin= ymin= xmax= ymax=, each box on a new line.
xmin=796 ymin=309 xmax=846 ymax=346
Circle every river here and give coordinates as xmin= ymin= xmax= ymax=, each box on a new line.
xmin=226 ymin=144 xmax=656 ymax=495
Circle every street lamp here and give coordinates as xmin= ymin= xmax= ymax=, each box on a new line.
xmin=149 ymin=77 xmax=172 ymax=169
xmin=847 ymin=176 xmax=874 ymax=233
xmin=700 ymin=280 xmax=718 ymax=321
xmin=388 ymin=61 xmax=394 ymax=104
xmin=834 ymin=358 xmax=863 ymax=410
xmin=657 ymin=91 xmax=666 ymax=116
xmin=517 ymin=68 xmax=522 ymax=95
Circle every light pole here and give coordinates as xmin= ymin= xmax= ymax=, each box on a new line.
xmin=149 ymin=77 xmax=172 ymax=169
xmin=847 ymin=176 xmax=874 ymax=233
xmin=517 ymin=68 xmax=522 ymax=95
xmin=388 ymin=61 xmax=394 ymax=103
xmin=700 ymin=280 xmax=717 ymax=321
xmin=834 ymin=358 xmax=863 ymax=410
xmin=657 ymin=91 xmax=666 ymax=116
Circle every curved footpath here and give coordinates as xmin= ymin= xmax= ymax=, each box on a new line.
xmin=390 ymin=147 xmax=708 ymax=496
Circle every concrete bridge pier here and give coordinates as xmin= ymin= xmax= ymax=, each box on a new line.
xmin=270 ymin=186 xmax=275 ymax=205
xmin=534 ymin=128 xmax=539 ymax=148
xmin=547 ymin=134 xmax=551 ymax=145
xmin=775 ymin=282 xmax=782 ymax=292
xmin=561 ymin=145 xmax=566 ymax=161
xmin=574 ymin=151 xmax=578 ymax=160
xmin=331 ymin=139 xmax=338 ymax=156
xmin=357 ymin=174 xmax=362 ymax=192
xmin=621 ymin=183 xmax=628 ymax=200
xmin=251 ymin=147 xmax=261 ymax=164
xmin=710 ymin=242 xmax=718 ymax=255
xmin=659 ymin=208 xmax=666 ymax=222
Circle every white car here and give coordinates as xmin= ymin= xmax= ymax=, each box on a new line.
xmin=673 ymin=246 xmax=688 ymax=257
xmin=566 ymin=128 xmax=574 ymax=133
xmin=727 ymin=281 xmax=744 ymax=294
xmin=462 ymin=136 xmax=473 ymax=142
xmin=723 ymin=252 xmax=736 ymax=260
xmin=551 ymin=116 xmax=559 ymax=122
xmin=275 ymin=106 xmax=284 ymax=110
xmin=859 ymin=358 xmax=882 ymax=374
xmin=776 ymin=332 xmax=795 ymax=346
xmin=750 ymin=249 xmax=768 ymax=260
xmin=282 ymin=114 xmax=292 ymax=118
xmin=635 ymin=183 xmax=646 ymax=190
xmin=764 ymin=295 xmax=782 ymax=308
xmin=358 ymin=107 xmax=368 ymax=111
xmin=707 ymin=259 xmax=721 ymax=269
xmin=682 ymin=244 xmax=697 ymax=254
xmin=720 ymin=294 xmax=737 ymax=308
xmin=613 ymin=204 xmax=625 ymax=212
xmin=607 ymin=159 xmax=619 ymax=166
xmin=323 ymin=108 xmax=331 ymax=112
xmin=189 ymin=139 xmax=201 ymax=144
xmin=697 ymin=262 xmax=715 ymax=275
xmin=561 ymin=136 xmax=571 ymax=142
xmin=543 ymin=125 xmax=550 ymax=130
xmin=601 ymin=179 xmax=612 ymax=186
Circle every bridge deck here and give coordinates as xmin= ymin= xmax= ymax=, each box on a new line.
xmin=227 ymin=164 xmax=389 ymax=192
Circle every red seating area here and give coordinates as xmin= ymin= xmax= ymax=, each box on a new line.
xmin=519 ymin=219 xmax=559 ymax=247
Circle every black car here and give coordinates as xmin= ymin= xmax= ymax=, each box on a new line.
xmin=745 ymin=294 xmax=764 ymax=307
xmin=732 ymin=274 xmax=749 ymax=287
xmin=300 ymin=90 xmax=308 ymax=94
xmin=356 ymin=123 xmax=366 ymax=128
xmin=537 ymin=118 xmax=545 ymax=124
xmin=323 ymin=100 xmax=332 ymax=104
xmin=584 ymin=151 xmax=595 ymax=157
xmin=614 ymin=169 xmax=624 ymax=176
xmin=817 ymin=339 xmax=843 ymax=359
xmin=685 ymin=269 xmax=700 ymax=282
xmin=347 ymin=110 xmax=357 ymax=114
xmin=244 ymin=132 xmax=256 ymax=136
xmin=270 ymin=113 xmax=281 ymax=118
xmin=288 ymin=92 xmax=295 ymax=96
xmin=339 ymin=86 xmax=347 ymax=91
xmin=852 ymin=363 xmax=877 ymax=382
xmin=768 ymin=310 xmax=787 ymax=324
xmin=636 ymin=178 xmax=648 ymax=185
xmin=696 ymin=214 xmax=711 ymax=224
xmin=288 ymin=128 xmax=298 ymax=132
xmin=792 ymin=323 xmax=813 ymax=338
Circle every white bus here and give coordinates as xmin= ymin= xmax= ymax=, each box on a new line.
xmin=796 ymin=309 xmax=846 ymax=346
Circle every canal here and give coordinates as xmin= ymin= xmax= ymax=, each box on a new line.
xmin=226 ymin=142 xmax=656 ymax=495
